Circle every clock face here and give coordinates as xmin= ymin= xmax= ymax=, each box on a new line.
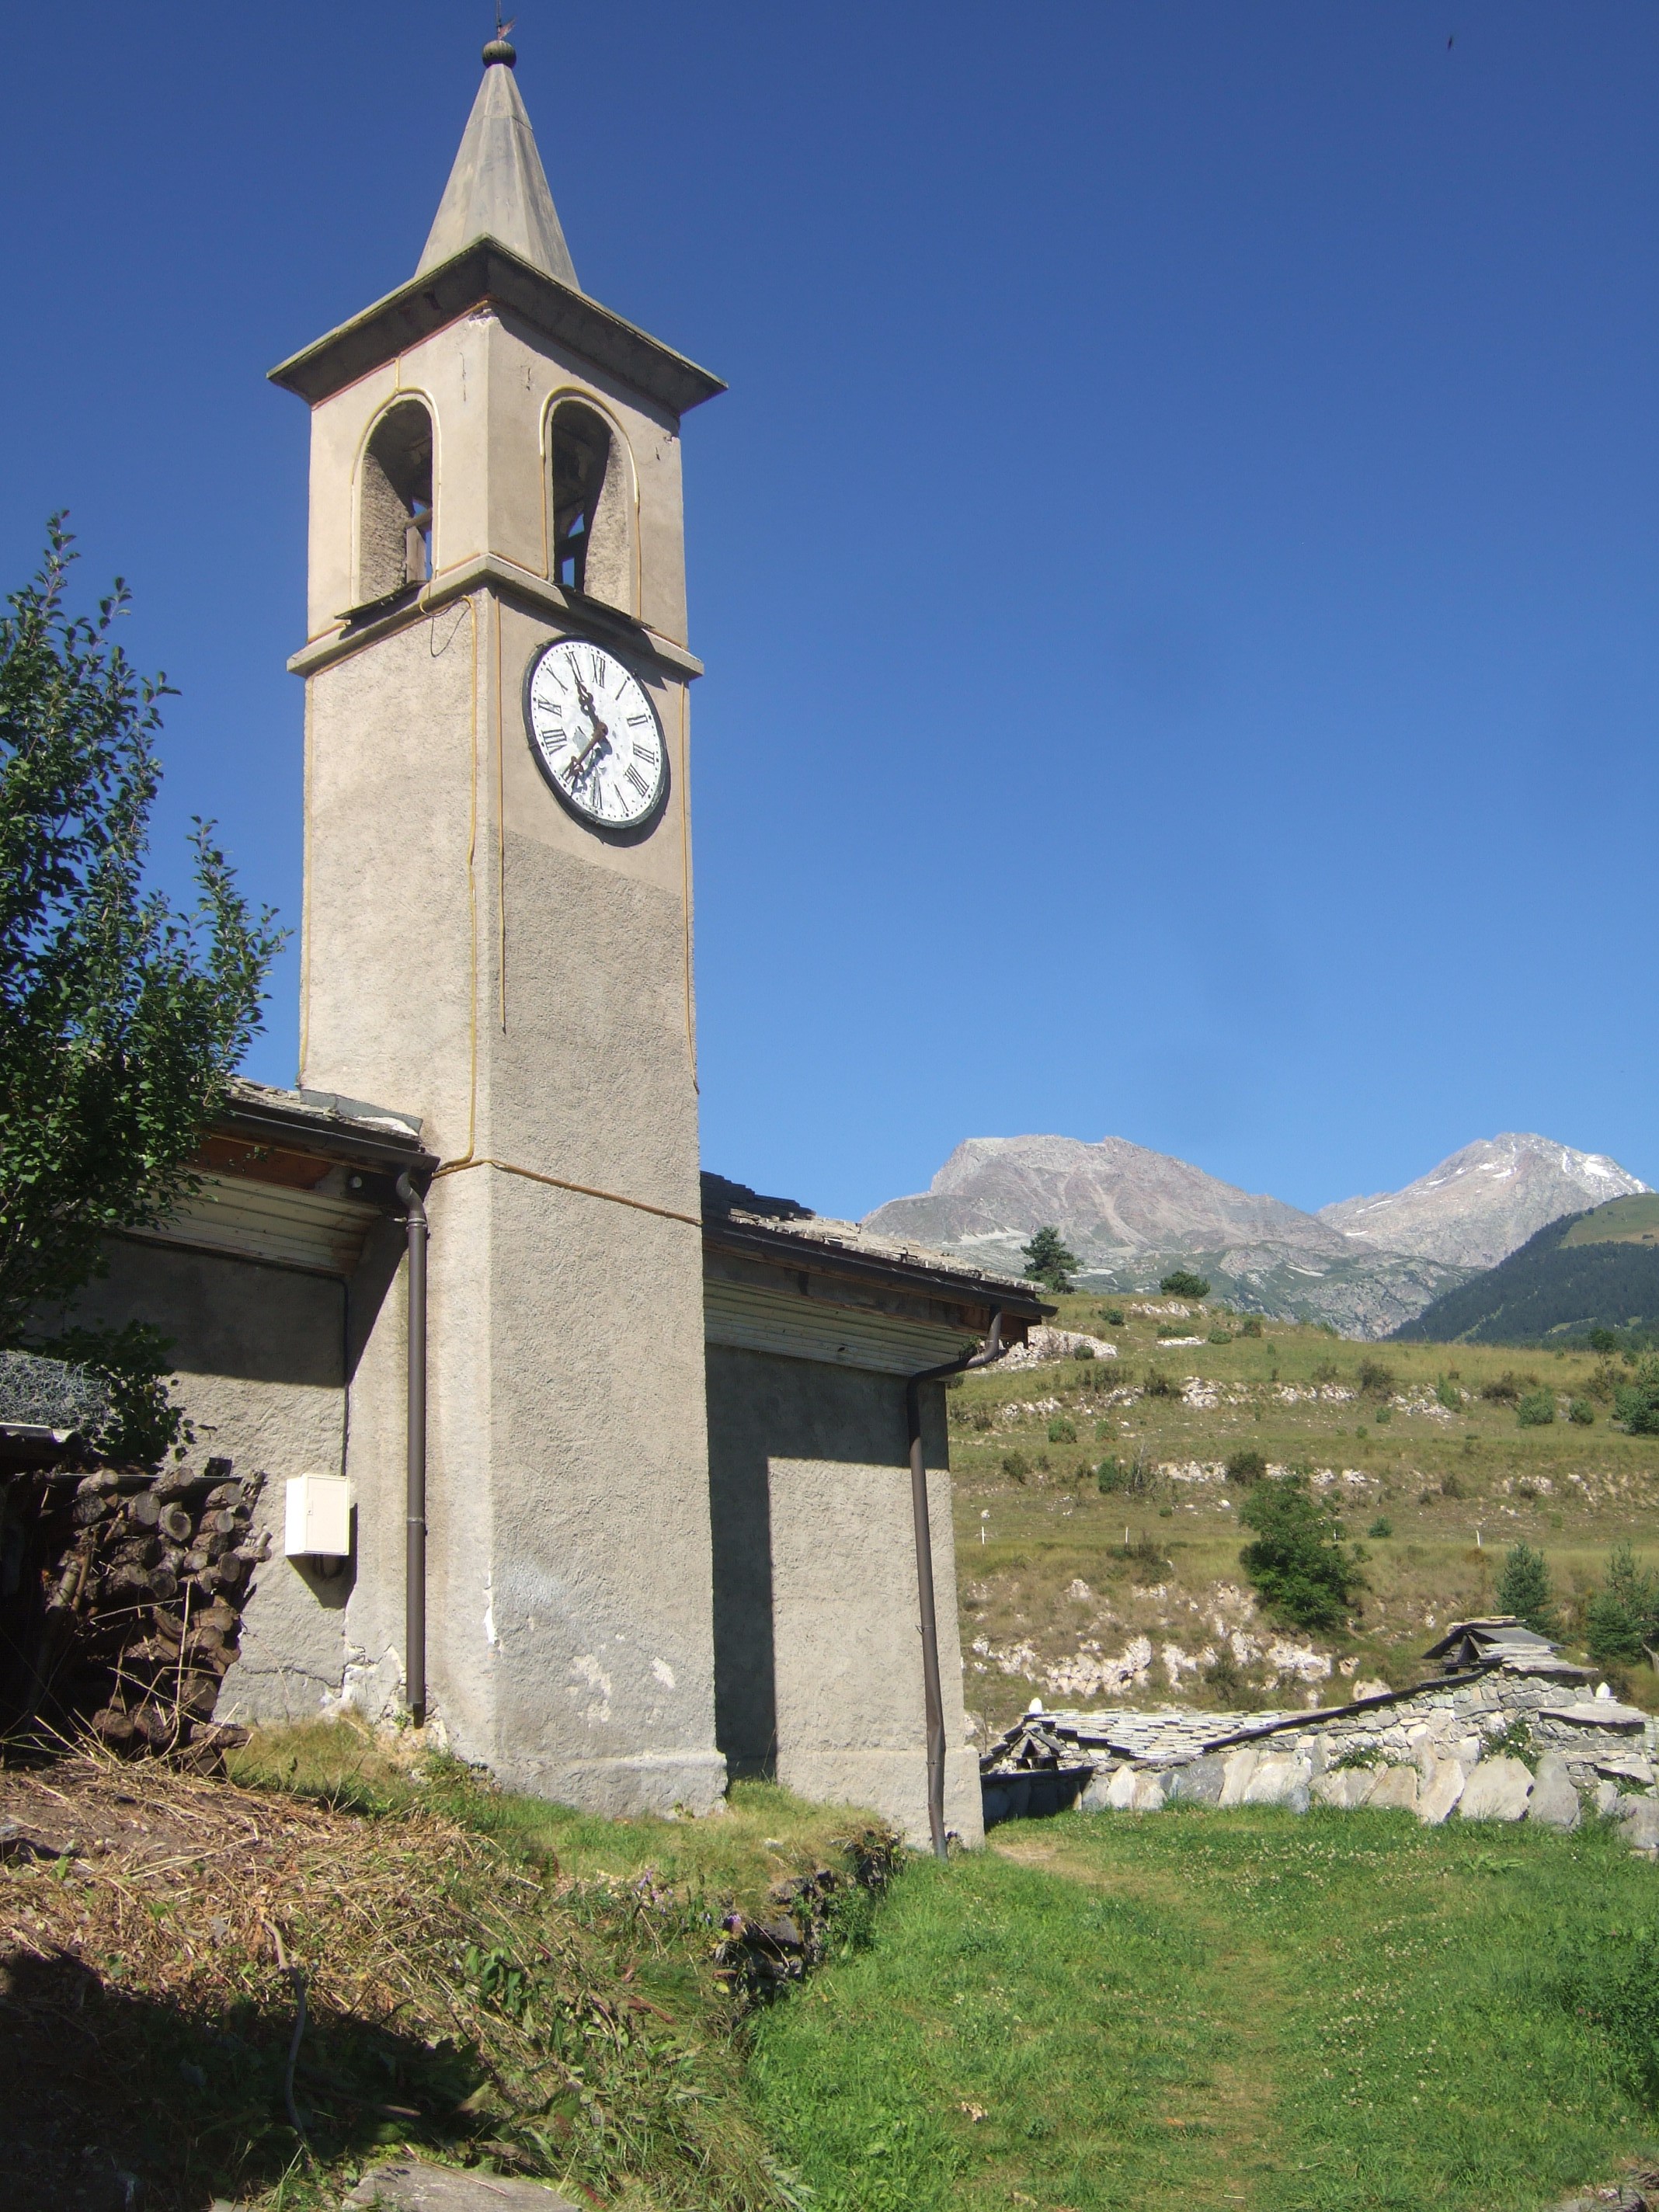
xmin=525 ymin=638 xmax=667 ymax=831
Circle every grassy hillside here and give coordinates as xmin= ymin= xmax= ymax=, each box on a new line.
xmin=1396 ymin=1195 xmax=1659 ymax=1345
xmin=752 ymin=1808 xmax=1659 ymax=2212
xmin=948 ymin=1292 xmax=1659 ymax=1736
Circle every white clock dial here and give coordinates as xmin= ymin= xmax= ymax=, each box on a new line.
xmin=525 ymin=638 xmax=667 ymax=831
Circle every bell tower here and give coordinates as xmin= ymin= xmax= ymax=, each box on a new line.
xmin=271 ymin=36 xmax=727 ymax=1813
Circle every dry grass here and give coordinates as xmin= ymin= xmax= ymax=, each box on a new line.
xmin=0 ymin=1729 xmax=887 ymax=2212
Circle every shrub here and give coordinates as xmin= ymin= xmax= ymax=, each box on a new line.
xmin=1001 ymin=1452 xmax=1029 ymax=1485
xmin=1356 ymin=1358 xmax=1394 ymax=1397
xmin=1312 ymin=1358 xmax=1339 ymax=1385
xmin=1614 ymin=1358 xmax=1659 ymax=1435
xmin=1516 ymin=1389 xmax=1556 ymax=1428
xmin=1021 ymin=1224 xmax=1079 ymax=1293
xmin=1207 ymin=1327 xmax=1233 ymax=1345
xmin=1480 ymin=1372 xmax=1522 ymax=1404
xmin=1225 ymin=1448 xmax=1268 ymax=1487
xmin=1238 ymin=1315 xmax=1264 ymax=1339
xmin=1589 ymin=1327 xmax=1621 ymax=1355
xmin=1160 ymin=1270 xmax=1210 ymax=1299
xmin=1438 ymin=1471 xmax=1466 ymax=1501
xmin=1101 ymin=1306 xmax=1125 ymax=1327
xmin=1047 ymin=1414 xmax=1076 ymax=1445
xmin=1142 ymin=1365 xmax=1178 ymax=1398
xmin=1374 ymin=1405 xmax=1392 ymax=1425
xmin=1587 ymin=1359 xmax=1622 ymax=1402
xmin=1071 ymin=1342 xmax=1095 ymax=1361
xmin=1368 ymin=1516 xmax=1393 ymax=1539
xmin=1435 ymin=1375 xmax=1463 ymax=1412
xmin=1237 ymin=1472 xmax=1365 ymax=1631
xmin=1099 ymin=1443 xmax=1156 ymax=1495
xmin=969 ymin=1403 xmax=994 ymax=1431
xmin=1495 ymin=1541 xmax=1556 ymax=1635
xmin=1584 ymin=1542 xmax=1659 ymax=1667
xmin=1569 ymin=1396 xmax=1595 ymax=1426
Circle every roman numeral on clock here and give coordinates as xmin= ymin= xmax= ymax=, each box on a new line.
xmin=624 ymin=763 xmax=651 ymax=798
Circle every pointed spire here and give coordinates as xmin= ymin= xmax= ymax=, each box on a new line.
xmin=416 ymin=36 xmax=579 ymax=290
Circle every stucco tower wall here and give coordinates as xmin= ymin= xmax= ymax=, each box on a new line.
xmin=705 ymin=1344 xmax=984 ymax=1848
xmin=294 ymin=307 xmax=721 ymax=1813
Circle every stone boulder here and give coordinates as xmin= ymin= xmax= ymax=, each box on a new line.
xmin=1131 ymin=1772 xmax=1167 ymax=1813
xmin=1525 ymin=1754 xmax=1581 ymax=1832
xmin=1079 ymin=1768 xmax=1120 ymax=1813
xmin=1417 ymin=1757 xmax=1466 ymax=1826
xmin=1617 ymin=1796 xmax=1659 ymax=1856
xmin=1166 ymin=1755 xmax=1226 ymax=1806
xmin=1369 ymin=1765 xmax=1420 ymax=1814
xmin=1457 ymin=1756 xmax=1533 ymax=1823
xmin=1219 ymin=1747 xmax=1261 ymax=1807
xmin=346 ymin=2162 xmax=579 ymax=2208
xmin=1314 ymin=1766 xmax=1377 ymax=1810
xmin=1241 ymin=1755 xmax=1312 ymax=1812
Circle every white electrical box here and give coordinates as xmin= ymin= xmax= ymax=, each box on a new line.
xmin=284 ymin=1473 xmax=352 ymax=1559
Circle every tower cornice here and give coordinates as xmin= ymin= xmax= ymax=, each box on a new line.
xmin=269 ymin=239 xmax=725 ymax=419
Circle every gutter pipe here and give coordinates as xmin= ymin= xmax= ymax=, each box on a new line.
xmin=395 ymin=1169 xmax=429 ymax=1725
xmin=906 ymin=1306 xmax=1008 ymax=1862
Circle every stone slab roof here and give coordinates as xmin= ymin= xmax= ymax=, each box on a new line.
xmin=701 ymin=1174 xmax=1050 ymax=1320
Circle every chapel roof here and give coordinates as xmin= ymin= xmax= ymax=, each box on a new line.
xmin=701 ymin=1172 xmax=1050 ymax=1320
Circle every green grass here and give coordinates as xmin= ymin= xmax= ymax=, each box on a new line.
xmin=228 ymin=1718 xmax=861 ymax=1910
xmin=750 ymin=1807 xmax=1659 ymax=2212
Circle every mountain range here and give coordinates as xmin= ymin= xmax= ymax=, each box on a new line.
xmin=861 ymin=1132 xmax=1647 ymax=1339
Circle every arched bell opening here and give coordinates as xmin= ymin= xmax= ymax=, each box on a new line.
xmin=357 ymin=398 xmax=435 ymax=607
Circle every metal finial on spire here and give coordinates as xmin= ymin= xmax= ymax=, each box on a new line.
xmin=483 ymin=11 xmax=516 ymax=66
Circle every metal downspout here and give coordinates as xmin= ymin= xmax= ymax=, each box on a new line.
xmin=395 ymin=1170 xmax=429 ymax=1725
xmin=906 ymin=1307 xmax=1007 ymax=1862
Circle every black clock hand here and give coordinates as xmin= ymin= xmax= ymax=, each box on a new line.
xmin=567 ymin=670 xmax=610 ymax=781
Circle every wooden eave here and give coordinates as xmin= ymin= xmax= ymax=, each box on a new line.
xmin=701 ymin=1218 xmax=1048 ymax=1340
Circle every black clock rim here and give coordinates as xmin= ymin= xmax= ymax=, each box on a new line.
xmin=523 ymin=634 xmax=671 ymax=845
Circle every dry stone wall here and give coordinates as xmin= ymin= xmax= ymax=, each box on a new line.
xmin=1018 ymin=1663 xmax=1659 ymax=1849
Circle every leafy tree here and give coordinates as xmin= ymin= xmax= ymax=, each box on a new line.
xmin=1495 ymin=1541 xmax=1556 ymax=1636
xmin=1589 ymin=1327 xmax=1620 ymax=1354
xmin=1585 ymin=1542 xmax=1659 ymax=1668
xmin=0 ymin=523 xmax=283 ymax=1345
xmin=1160 ymin=1269 xmax=1210 ymax=1299
xmin=1021 ymin=1224 xmax=1078 ymax=1293
xmin=1237 ymin=1472 xmax=1365 ymax=1632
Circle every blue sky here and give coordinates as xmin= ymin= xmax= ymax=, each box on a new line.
xmin=3 ymin=2 xmax=1655 ymax=1221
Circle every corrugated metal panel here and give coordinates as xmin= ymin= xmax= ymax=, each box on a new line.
xmin=703 ymin=1276 xmax=974 ymax=1375
xmin=131 ymin=1176 xmax=380 ymax=1276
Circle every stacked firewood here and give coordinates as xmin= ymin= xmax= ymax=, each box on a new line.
xmin=24 ymin=1458 xmax=269 ymax=1761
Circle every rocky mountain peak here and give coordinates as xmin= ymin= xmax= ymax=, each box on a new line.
xmin=1317 ymin=1133 xmax=1648 ymax=1271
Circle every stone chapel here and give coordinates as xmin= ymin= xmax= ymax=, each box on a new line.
xmin=64 ymin=38 xmax=1044 ymax=1849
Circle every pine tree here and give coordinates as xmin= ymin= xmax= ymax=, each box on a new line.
xmin=1495 ymin=1542 xmax=1556 ymax=1636
xmin=1021 ymin=1225 xmax=1079 ymax=1293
